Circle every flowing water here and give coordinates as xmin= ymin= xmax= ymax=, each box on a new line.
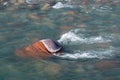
xmin=0 ymin=0 xmax=120 ymax=80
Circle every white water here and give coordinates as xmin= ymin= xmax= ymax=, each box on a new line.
xmin=52 ymin=2 xmax=74 ymax=9
xmin=55 ymin=46 xmax=115 ymax=59
xmin=57 ymin=29 xmax=115 ymax=59
xmin=58 ymin=29 xmax=111 ymax=45
xmin=52 ymin=1 xmax=113 ymax=13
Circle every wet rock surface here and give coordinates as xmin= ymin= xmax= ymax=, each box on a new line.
xmin=16 ymin=39 xmax=62 ymax=58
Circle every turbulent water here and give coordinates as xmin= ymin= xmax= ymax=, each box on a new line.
xmin=56 ymin=28 xmax=119 ymax=59
xmin=57 ymin=29 xmax=120 ymax=60
xmin=0 ymin=0 xmax=120 ymax=80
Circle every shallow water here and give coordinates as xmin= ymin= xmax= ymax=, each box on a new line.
xmin=0 ymin=0 xmax=120 ymax=80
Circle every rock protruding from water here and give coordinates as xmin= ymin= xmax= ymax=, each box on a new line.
xmin=16 ymin=39 xmax=62 ymax=58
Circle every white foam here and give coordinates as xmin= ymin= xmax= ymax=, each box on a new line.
xmin=58 ymin=29 xmax=111 ymax=45
xmin=57 ymin=29 xmax=115 ymax=59
xmin=52 ymin=2 xmax=74 ymax=9
xmin=56 ymin=53 xmax=98 ymax=59
xmin=55 ymin=46 xmax=115 ymax=59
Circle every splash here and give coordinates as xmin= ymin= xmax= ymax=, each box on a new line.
xmin=56 ymin=29 xmax=115 ymax=59
xmin=55 ymin=46 xmax=115 ymax=59
xmin=52 ymin=2 xmax=74 ymax=9
xmin=58 ymin=29 xmax=111 ymax=45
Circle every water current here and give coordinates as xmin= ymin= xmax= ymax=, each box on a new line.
xmin=0 ymin=0 xmax=120 ymax=80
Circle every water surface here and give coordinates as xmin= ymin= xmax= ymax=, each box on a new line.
xmin=0 ymin=0 xmax=120 ymax=80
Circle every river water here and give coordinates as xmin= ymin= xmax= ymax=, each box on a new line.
xmin=0 ymin=0 xmax=120 ymax=80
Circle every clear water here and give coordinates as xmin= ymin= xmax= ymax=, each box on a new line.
xmin=0 ymin=1 xmax=120 ymax=80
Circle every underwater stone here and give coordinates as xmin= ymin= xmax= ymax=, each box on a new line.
xmin=16 ymin=39 xmax=62 ymax=58
xmin=44 ymin=63 xmax=61 ymax=75
xmin=95 ymin=60 xmax=119 ymax=70
xmin=68 ymin=11 xmax=78 ymax=16
xmin=28 ymin=13 xmax=42 ymax=20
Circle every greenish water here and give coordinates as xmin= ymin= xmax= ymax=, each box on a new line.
xmin=0 ymin=1 xmax=120 ymax=80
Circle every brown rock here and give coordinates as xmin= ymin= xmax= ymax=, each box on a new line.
xmin=16 ymin=39 xmax=62 ymax=58
xmin=16 ymin=41 xmax=51 ymax=58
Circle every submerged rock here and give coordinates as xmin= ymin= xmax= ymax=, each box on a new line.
xmin=16 ymin=39 xmax=62 ymax=58
xmin=44 ymin=63 xmax=61 ymax=75
xmin=28 ymin=13 xmax=42 ymax=20
xmin=67 ymin=11 xmax=78 ymax=16
xmin=95 ymin=60 xmax=119 ymax=70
